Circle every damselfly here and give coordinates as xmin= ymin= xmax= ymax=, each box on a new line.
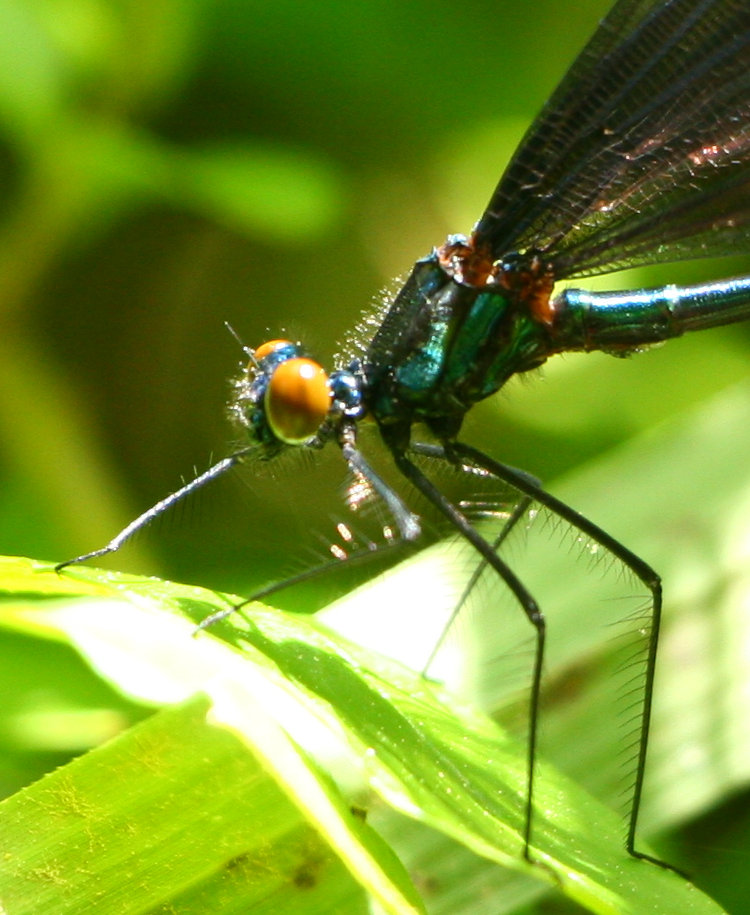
xmin=58 ymin=0 xmax=750 ymax=871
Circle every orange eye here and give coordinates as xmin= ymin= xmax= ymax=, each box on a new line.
xmin=265 ymin=358 xmax=331 ymax=444
xmin=254 ymin=339 xmax=294 ymax=361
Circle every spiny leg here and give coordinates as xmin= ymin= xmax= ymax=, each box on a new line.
xmin=390 ymin=446 xmax=545 ymax=863
xmin=410 ymin=441 xmax=537 ymax=679
xmin=198 ymin=436 xmax=421 ymax=629
xmin=446 ymin=441 xmax=670 ymax=870
xmin=55 ymin=452 xmax=254 ymax=572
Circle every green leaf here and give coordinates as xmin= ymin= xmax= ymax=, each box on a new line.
xmin=0 ymin=693 xmax=383 ymax=914
xmin=0 ymin=556 xmax=726 ymax=914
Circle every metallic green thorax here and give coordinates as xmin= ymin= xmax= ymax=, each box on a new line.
xmin=363 ymin=252 xmax=550 ymax=435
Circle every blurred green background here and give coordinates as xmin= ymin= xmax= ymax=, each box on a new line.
xmin=1 ymin=0 xmax=749 ymax=910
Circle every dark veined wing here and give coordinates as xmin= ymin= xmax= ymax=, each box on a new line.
xmin=472 ymin=0 xmax=750 ymax=278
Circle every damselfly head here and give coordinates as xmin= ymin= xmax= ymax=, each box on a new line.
xmin=229 ymin=338 xmax=367 ymax=454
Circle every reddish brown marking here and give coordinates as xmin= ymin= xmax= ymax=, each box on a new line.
xmin=498 ymin=255 xmax=556 ymax=326
xmin=437 ymin=237 xmax=556 ymax=325
xmin=437 ymin=237 xmax=495 ymax=286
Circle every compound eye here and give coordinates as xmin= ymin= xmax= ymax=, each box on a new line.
xmin=265 ymin=358 xmax=331 ymax=444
